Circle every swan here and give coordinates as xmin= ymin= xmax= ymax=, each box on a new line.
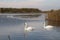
xmin=24 ymin=22 xmax=34 ymax=32
xmin=44 ymin=22 xmax=53 ymax=30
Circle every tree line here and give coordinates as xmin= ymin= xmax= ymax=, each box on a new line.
xmin=0 ymin=8 xmax=42 ymax=13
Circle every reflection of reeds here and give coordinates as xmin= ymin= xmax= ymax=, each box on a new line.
xmin=47 ymin=20 xmax=60 ymax=26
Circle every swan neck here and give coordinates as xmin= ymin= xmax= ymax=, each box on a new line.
xmin=25 ymin=23 xmax=28 ymax=28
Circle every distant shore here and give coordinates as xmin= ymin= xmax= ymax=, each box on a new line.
xmin=0 ymin=8 xmax=42 ymax=13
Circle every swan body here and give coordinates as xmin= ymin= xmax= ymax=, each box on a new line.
xmin=24 ymin=22 xmax=34 ymax=32
xmin=25 ymin=27 xmax=33 ymax=31
xmin=44 ymin=25 xmax=53 ymax=29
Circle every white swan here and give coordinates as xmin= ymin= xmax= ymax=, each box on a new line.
xmin=44 ymin=22 xmax=53 ymax=30
xmin=24 ymin=22 xmax=34 ymax=32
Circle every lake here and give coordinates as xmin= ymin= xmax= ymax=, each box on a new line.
xmin=0 ymin=13 xmax=60 ymax=40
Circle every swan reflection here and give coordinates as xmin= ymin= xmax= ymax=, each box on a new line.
xmin=7 ymin=16 xmax=14 ymax=18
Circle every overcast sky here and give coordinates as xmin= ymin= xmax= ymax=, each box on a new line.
xmin=0 ymin=0 xmax=60 ymax=10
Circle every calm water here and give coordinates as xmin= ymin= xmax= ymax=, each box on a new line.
xmin=0 ymin=13 xmax=60 ymax=40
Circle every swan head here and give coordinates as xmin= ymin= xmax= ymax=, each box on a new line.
xmin=25 ymin=22 xmax=27 ymax=25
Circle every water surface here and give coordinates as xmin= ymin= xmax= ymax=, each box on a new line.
xmin=0 ymin=13 xmax=60 ymax=40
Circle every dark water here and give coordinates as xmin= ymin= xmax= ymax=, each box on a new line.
xmin=0 ymin=14 xmax=60 ymax=40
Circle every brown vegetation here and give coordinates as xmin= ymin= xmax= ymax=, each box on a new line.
xmin=47 ymin=9 xmax=60 ymax=26
xmin=0 ymin=8 xmax=42 ymax=13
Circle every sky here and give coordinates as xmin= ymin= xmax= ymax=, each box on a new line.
xmin=0 ymin=0 xmax=60 ymax=10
